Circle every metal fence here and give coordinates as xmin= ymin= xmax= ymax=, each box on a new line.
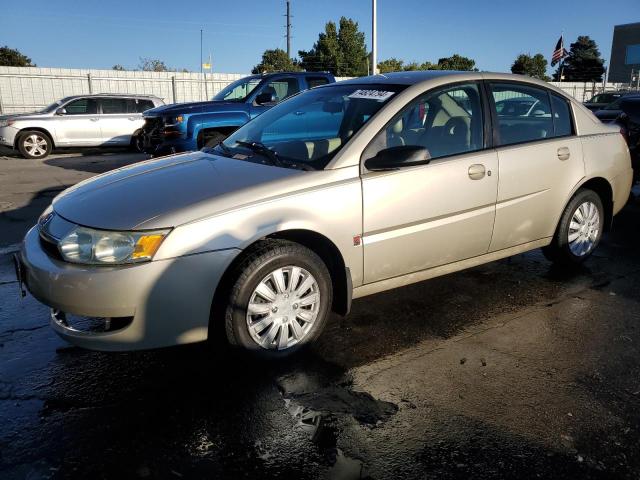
xmin=0 ymin=66 xmax=247 ymax=114
xmin=1 ymin=66 xmax=637 ymax=114
xmin=549 ymin=81 xmax=633 ymax=102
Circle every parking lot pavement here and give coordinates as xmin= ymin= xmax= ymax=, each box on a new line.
xmin=1 ymin=150 xmax=640 ymax=479
xmin=0 ymin=146 xmax=149 ymax=248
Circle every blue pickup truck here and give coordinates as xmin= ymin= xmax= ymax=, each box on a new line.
xmin=140 ymin=71 xmax=335 ymax=156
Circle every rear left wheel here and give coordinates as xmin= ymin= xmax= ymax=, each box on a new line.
xmin=542 ymin=188 xmax=604 ymax=266
xmin=224 ymin=240 xmax=332 ymax=357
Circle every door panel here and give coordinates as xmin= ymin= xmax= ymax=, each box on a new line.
xmin=489 ymin=137 xmax=585 ymax=251
xmin=362 ymin=150 xmax=499 ymax=283
xmin=487 ymin=82 xmax=586 ymax=251
xmin=55 ymin=98 xmax=101 ymax=145
xmin=98 ymin=98 xmax=142 ymax=144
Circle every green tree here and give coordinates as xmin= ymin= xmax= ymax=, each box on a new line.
xmin=138 ymin=57 xmax=169 ymax=72
xmin=511 ymin=53 xmax=550 ymax=81
xmin=112 ymin=64 xmax=126 ymax=71
xmin=377 ymin=58 xmax=404 ymax=73
xmin=252 ymin=48 xmax=301 ymax=74
xmin=0 ymin=46 xmax=34 ymax=67
xmin=437 ymin=54 xmax=477 ymax=71
xmin=554 ymin=36 xmax=605 ymax=82
xmin=299 ymin=17 xmax=368 ymax=76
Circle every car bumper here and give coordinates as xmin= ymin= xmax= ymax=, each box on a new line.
xmin=0 ymin=125 xmax=19 ymax=148
xmin=143 ymin=134 xmax=197 ymax=156
xmin=19 ymin=226 xmax=239 ymax=351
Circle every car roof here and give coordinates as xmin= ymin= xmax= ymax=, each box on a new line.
xmin=258 ymin=71 xmax=333 ymax=78
xmin=62 ymin=93 xmax=161 ymax=100
xmin=338 ymin=70 xmax=467 ymax=86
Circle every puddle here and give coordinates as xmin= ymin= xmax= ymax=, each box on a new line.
xmin=278 ymin=370 xmax=397 ymax=479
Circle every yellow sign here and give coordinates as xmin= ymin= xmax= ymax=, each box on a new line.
xmin=202 ymin=63 xmax=211 ymax=69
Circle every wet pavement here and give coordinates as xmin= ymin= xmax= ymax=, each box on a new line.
xmin=1 ymin=148 xmax=640 ymax=479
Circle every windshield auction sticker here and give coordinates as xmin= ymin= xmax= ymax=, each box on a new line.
xmin=348 ymin=90 xmax=395 ymax=101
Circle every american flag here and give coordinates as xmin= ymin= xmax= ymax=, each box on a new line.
xmin=551 ymin=35 xmax=568 ymax=66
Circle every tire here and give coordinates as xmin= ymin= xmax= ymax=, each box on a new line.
xmin=202 ymin=132 xmax=226 ymax=150
xmin=224 ymin=239 xmax=333 ymax=357
xmin=542 ymin=188 xmax=604 ymax=266
xmin=17 ymin=130 xmax=52 ymax=159
xmin=130 ymin=132 xmax=144 ymax=153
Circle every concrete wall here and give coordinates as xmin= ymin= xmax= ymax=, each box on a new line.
xmin=0 ymin=66 xmax=246 ymax=113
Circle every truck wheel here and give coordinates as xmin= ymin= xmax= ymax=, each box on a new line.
xmin=17 ymin=131 xmax=52 ymax=159
xmin=202 ymin=132 xmax=226 ymax=150
xmin=130 ymin=132 xmax=144 ymax=153
xmin=224 ymin=239 xmax=332 ymax=357
xmin=542 ymin=188 xmax=604 ymax=266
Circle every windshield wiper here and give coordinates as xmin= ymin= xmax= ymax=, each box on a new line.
xmin=235 ymin=141 xmax=286 ymax=168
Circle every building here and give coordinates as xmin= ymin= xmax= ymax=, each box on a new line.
xmin=609 ymin=22 xmax=640 ymax=83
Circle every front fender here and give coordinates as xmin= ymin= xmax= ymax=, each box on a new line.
xmin=154 ymin=166 xmax=365 ymax=287
xmin=188 ymin=109 xmax=251 ymax=139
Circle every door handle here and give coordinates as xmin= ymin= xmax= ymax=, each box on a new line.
xmin=557 ymin=147 xmax=570 ymax=161
xmin=468 ymin=164 xmax=486 ymax=180
xmin=90 ymin=118 xmax=99 ymax=122
xmin=128 ymin=116 xmax=137 ymax=121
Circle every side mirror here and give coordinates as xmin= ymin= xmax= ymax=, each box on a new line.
xmin=56 ymin=107 xmax=67 ymax=115
xmin=255 ymin=92 xmax=277 ymax=105
xmin=364 ymin=145 xmax=431 ymax=171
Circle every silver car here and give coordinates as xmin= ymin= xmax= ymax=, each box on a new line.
xmin=0 ymin=94 xmax=164 ymax=159
xmin=17 ymin=72 xmax=633 ymax=356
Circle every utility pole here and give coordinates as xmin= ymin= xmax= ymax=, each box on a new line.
xmin=372 ymin=0 xmax=377 ymax=75
xmin=286 ymin=1 xmax=292 ymax=58
xmin=200 ymin=29 xmax=204 ymax=100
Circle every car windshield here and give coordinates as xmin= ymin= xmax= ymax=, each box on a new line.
xmin=212 ymin=84 xmax=406 ymax=170
xmin=212 ymin=76 xmax=262 ymax=102
xmin=39 ymin=98 xmax=72 ymax=113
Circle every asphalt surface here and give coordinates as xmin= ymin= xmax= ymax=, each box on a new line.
xmin=1 ymin=147 xmax=640 ymax=479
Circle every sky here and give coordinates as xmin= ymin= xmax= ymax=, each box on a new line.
xmin=1 ymin=0 xmax=638 ymax=76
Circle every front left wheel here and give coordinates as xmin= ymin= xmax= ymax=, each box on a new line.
xmin=224 ymin=240 xmax=333 ymax=357
xmin=17 ymin=130 xmax=52 ymax=159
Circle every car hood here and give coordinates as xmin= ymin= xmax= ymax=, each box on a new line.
xmin=0 ymin=111 xmax=48 ymax=122
xmin=144 ymin=100 xmax=241 ymax=116
xmin=52 ymin=152 xmax=304 ymax=230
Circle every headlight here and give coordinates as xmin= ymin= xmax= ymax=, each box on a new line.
xmin=58 ymin=227 xmax=169 ymax=265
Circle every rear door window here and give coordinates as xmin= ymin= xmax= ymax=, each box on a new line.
xmin=127 ymin=99 xmax=155 ymax=113
xmin=99 ymin=98 xmax=128 ymax=114
xmin=490 ymin=83 xmax=553 ymax=146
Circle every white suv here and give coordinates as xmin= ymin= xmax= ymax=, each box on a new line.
xmin=0 ymin=94 xmax=164 ymax=159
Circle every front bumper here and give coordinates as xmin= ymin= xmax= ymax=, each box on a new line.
xmin=0 ymin=125 xmax=19 ymax=148
xmin=20 ymin=226 xmax=238 ymax=351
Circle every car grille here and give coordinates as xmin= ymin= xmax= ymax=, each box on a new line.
xmin=142 ymin=117 xmax=164 ymax=138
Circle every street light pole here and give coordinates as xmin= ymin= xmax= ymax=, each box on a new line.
xmin=372 ymin=0 xmax=377 ymax=75
xmin=200 ymin=29 xmax=204 ymax=100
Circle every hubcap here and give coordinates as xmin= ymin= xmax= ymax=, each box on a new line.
xmin=568 ymin=201 xmax=600 ymax=257
xmin=23 ymin=134 xmax=47 ymax=157
xmin=246 ymin=266 xmax=320 ymax=350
